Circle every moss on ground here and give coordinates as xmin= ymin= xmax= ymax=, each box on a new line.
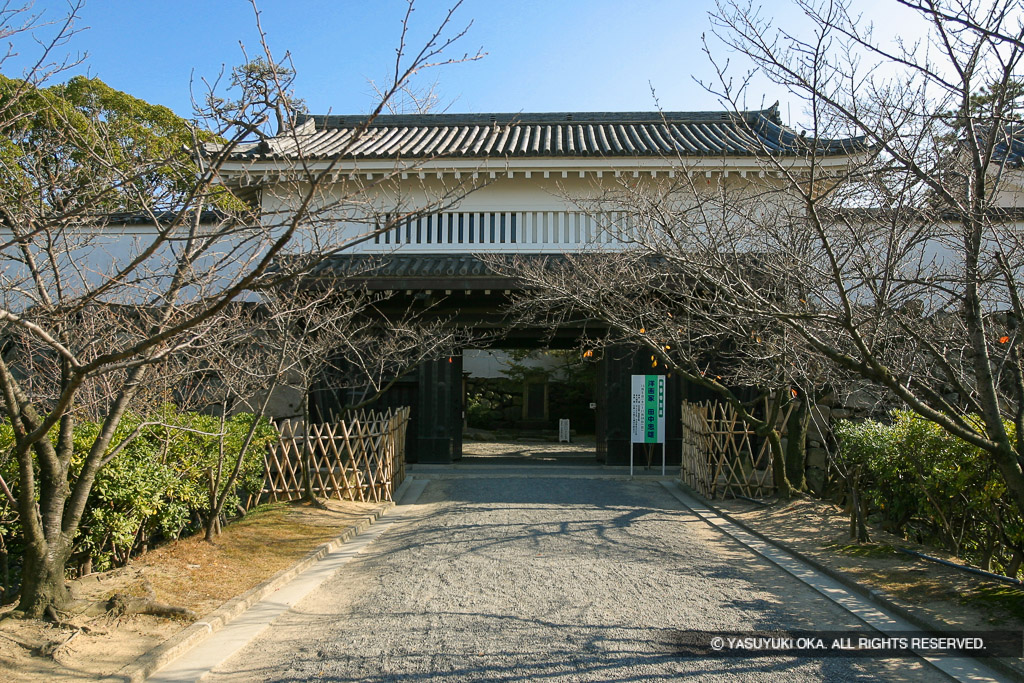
xmin=824 ymin=542 xmax=901 ymax=558
xmin=959 ymin=584 xmax=1024 ymax=624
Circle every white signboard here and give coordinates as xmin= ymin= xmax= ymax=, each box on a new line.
xmin=559 ymin=419 xmax=570 ymax=443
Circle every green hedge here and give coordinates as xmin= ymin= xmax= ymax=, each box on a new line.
xmin=0 ymin=407 xmax=275 ymax=591
xmin=835 ymin=410 xmax=1023 ymax=576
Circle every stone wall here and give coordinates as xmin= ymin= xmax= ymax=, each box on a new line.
xmin=802 ymin=390 xmax=884 ymax=496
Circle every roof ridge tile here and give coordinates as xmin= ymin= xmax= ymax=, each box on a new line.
xmin=228 ymin=108 xmax=868 ymax=160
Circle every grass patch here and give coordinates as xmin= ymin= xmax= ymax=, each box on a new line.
xmin=824 ymin=542 xmax=901 ymax=558
xmin=960 ymin=584 xmax=1024 ymax=624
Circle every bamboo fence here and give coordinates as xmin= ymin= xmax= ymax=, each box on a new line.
xmin=680 ymin=400 xmax=791 ymax=499
xmin=260 ymin=406 xmax=410 ymax=504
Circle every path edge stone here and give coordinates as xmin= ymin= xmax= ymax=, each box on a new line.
xmin=115 ymin=478 xmax=411 ymax=683
xmin=671 ymin=481 xmax=1023 ymax=682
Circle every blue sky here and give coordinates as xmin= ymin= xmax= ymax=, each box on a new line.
xmin=6 ymin=0 xmax=929 ymax=125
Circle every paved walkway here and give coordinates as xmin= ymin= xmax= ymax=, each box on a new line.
xmin=158 ymin=473 xmax=974 ymax=682
xmin=459 ymin=437 xmax=601 ymax=467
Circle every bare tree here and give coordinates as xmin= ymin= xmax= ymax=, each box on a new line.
xmin=233 ymin=281 xmax=463 ymax=505
xmin=0 ymin=1 xmax=480 ymax=619
xmin=491 ymin=248 xmax=836 ymax=498
xmin=700 ymin=0 xmax=1024 ymax=516
xmin=505 ymin=1 xmax=1024 ymax=523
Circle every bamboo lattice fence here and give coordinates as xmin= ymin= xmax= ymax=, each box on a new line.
xmin=680 ymin=400 xmax=791 ymax=499
xmin=260 ymin=406 xmax=410 ymax=503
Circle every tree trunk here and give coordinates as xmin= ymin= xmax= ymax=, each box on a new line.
xmin=785 ymin=400 xmax=808 ymax=492
xmin=766 ymin=429 xmax=793 ymax=499
xmin=301 ymin=391 xmax=314 ymax=502
xmin=204 ymin=465 xmax=219 ymax=542
xmin=1 ymin=548 xmax=8 ymax=604
xmin=18 ymin=538 xmax=72 ymax=618
xmin=991 ymin=449 xmax=1024 ymax=528
xmin=859 ymin=493 xmax=871 ymax=543
xmin=847 ymin=467 xmax=870 ymax=543
xmin=204 ymin=514 xmax=220 ymax=542
xmin=980 ymin=531 xmax=997 ymax=571
xmin=1007 ymin=548 xmax=1023 ymax=578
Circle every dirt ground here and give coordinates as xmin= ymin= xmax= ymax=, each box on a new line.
xmin=714 ymin=495 xmax=1024 ymax=678
xmin=714 ymin=496 xmax=1024 ymax=630
xmin=0 ymin=498 xmax=385 ymax=682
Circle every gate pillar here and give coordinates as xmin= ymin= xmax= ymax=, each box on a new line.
xmin=600 ymin=345 xmax=633 ymax=466
xmin=414 ymin=353 xmax=463 ymax=463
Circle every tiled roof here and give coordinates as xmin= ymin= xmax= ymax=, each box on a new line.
xmin=991 ymin=124 xmax=1024 ymax=168
xmin=295 ymin=254 xmax=518 ymax=291
xmin=310 ymin=254 xmax=498 ymax=279
xmin=103 ymin=210 xmax=229 ymax=226
xmin=231 ymin=105 xmax=865 ymax=161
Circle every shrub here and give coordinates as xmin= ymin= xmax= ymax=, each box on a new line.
xmin=465 ymin=394 xmax=493 ymax=429
xmin=74 ymin=413 xmax=188 ymax=570
xmin=0 ymin=421 xmax=19 ymax=602
xmin=836 ymin=410 xmax=1022 ymax=576
xmin=0 ymin=407 xmax=274 ymax=580
xmin=150 ymin=406 xmax=274 ymax=526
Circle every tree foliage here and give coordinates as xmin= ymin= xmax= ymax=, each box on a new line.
xmin=205 ymin=56 xmax=308 ymax=138
xmin=0 ymin=74 xmax=242 ymax=216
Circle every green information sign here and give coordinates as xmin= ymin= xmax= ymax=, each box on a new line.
xmin=630 ymin=374 xmax=666 ymax=476
xmin=631 ymin=374 xmax=666 ymax=444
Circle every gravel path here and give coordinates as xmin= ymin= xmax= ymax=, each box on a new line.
xmin=205 ymin=476 xmax=934 ymax=681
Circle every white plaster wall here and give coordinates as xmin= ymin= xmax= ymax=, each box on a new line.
xmin=233 ymin=382 xmax=304 ymax=421
xmin=0 ymin=223 xmax=271 ymax=313
xmin=257 ymin=168 xmax=786 ymax=255
xmin=259 ymin=170 xmax=780 ymax=216
xmin=992 ymin=170 xmax=1024 ymax=208
xmin=463 ymin=349 xmax=563 ymax=379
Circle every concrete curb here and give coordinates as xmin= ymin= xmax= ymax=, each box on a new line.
xmin=115 ymin=479 xmax=411 ymax=683
xmin=673 ymin=481 xmax=1023 ymax=682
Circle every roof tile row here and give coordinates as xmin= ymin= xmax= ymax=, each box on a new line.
xmin=232 ymin=106 xmax=865 ymax=161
